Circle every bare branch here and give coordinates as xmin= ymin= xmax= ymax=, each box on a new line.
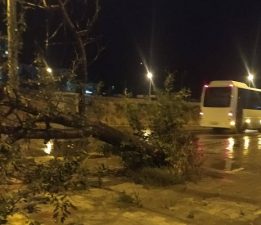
xmin=48 ymin=22 xmax=64 ymax=40
xmin=57 ymin=0 xmax=88 ymax=90
xmin=22 ymin=1 xmax=59 ymax=9
xmin=87 ymin=0 xmax=100 ymax=29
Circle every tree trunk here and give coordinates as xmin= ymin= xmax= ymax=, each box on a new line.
xmin=7 ymin=0 xmax=18 ymax=90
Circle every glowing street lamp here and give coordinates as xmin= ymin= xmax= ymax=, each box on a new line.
xmin=146 ymin=71 xmax=153 ymax=97
xmin=46 ymin=67 xmax=52 ymax=74
xmin=247 ymin=73 xmax=254 ymax=87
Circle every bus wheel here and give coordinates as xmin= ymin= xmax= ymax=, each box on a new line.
xmin=235 ymin=123 xmax=246 ymax=133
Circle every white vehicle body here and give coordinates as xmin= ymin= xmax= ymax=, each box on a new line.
xmin=200 ymin=80 xmax=261 ymax=131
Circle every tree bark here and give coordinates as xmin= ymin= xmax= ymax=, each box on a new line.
xmin=0 ymin=94 xmax=168 ymax=167
xmin=7 ymin=0 xmax=18 ymax=90
xmin=0 ymin=122 xmax=154 ymax=152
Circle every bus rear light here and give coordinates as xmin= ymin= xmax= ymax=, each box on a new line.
xmin=245 ymin=119 xmax=251 ymax=124
xmin=230 ymin=121 xmax=235 ymax=126
xmin=228 ymin=112 xmax=233 ymax=117
xmin=199 ymin=112 xmax=204 ymax=116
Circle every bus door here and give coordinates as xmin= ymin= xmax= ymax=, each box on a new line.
xmin=236 ymin=89 xmax=243 ymax=131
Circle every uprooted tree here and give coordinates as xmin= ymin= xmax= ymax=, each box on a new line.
xmin=0 ymin=0 xmax=202 ymax=223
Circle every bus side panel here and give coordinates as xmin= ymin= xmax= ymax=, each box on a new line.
xmin=238 ymin=87 xmax=261 ymax=130
xmin=242 ymin=109 xmax=261 ymax=129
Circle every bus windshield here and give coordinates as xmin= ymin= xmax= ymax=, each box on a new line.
xmin=203 ymin=87 xmax=231 ymax=107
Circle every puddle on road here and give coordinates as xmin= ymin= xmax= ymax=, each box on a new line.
xmin=210 ymin=159 xmax=242 ymax=171
xmin=198 ymin=134 xmax=261 ymax=172
xmin=21 ymin=138 xmax=90 ymax=158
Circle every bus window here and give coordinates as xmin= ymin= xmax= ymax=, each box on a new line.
xmin=238 ymin=89 xmax=261 ymax=110
xmin=203 ymin=87 xmax=232 ymax=107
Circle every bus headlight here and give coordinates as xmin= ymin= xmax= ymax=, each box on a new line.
xmin=230 ymin=121 xmax=235 ymax=126
xmin=245 ymin=119 xmax=251 ymax=124
xmin=228 ymin=112 xmax=233 ymax=117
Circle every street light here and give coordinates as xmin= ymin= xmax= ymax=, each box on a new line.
xmin=146 ymin=71 xmax=153 ymax=97
xmin=247 ymin=73 xmax=254 ymax=87
xmin=46 ymin=67 xmax=52 ymax=74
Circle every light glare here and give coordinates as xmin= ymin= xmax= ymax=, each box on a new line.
xmin=43 ymin=140 xmax=53 ymax=154
xmin=46 ymin=67 xmax=52 ymax=73
xmin=147 ymin=71 xmax=153 ymax=79
xmin=230 ymin=121 xmax=235 ymax=126
xmin=247 ymin=73 xmax=254 ymax=81
xmin=245 ymin=119 xmax=251 ymax=124
xmin=228 ymin=112 xmax=233 ymax=117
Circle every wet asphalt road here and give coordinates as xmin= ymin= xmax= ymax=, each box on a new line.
xmin=196 ymin=129 xmax=261 ymax=173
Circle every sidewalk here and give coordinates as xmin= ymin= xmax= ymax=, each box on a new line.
xmin=81 ymin=155 xmax=261 ymax=225
xmin=106 ymin=170 xmax=261 ymax=225
xmin=186 ymin=169 xmax=261 ymax=204
xmin=7 ymin=165 xmax=261 ymax=225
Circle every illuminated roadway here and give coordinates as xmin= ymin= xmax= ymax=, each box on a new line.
xmin=196 ymin=130 xmax=261 ymax=173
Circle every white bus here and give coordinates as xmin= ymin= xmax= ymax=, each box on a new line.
xmin=200 ymin=80 xmax=261 ymax=132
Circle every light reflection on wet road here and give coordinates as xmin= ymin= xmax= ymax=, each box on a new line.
xmin=196 ymin=130 xmax=261 ymax=172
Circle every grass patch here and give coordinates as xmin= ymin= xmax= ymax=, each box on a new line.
xmin=129 ymin=167 xmax=185 ymax=186
xmin=117 ymin=191 xmax=142 ymax=208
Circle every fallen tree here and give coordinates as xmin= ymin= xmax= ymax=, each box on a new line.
xmin=0 ymin=78 xmax=202 ymax=224
xmin=0 ymin=90 xmax=169 ymax=168
xmin=0 ymin=85 xmax=202 ymax=171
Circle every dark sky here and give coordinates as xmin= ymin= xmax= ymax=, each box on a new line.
xmin=4 ymin=1 xmax=261 ymax=98
xmin=88 ymin=0 xmax=261 ymax=98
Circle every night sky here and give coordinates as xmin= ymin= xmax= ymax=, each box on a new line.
xmin=90 ymin=0 xmax=261 ymax=98
xmin=8 ymin=1 xmax=261 ymax=98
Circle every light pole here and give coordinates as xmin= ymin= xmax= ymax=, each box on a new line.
xmin=147 ymin=71 xmax=153 ymax=97
xmin=247 ymin=73 xmax=254 ymax=87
